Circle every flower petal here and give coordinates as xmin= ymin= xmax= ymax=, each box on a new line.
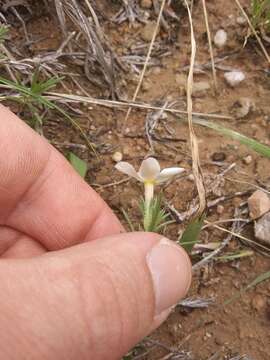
xmin=138 ymin=157 xmax=161 ymax=182
xmin=156 ymin=167 xmax=185 ymax=184
xmin=115 ymin=162 xmax=141 ymax=181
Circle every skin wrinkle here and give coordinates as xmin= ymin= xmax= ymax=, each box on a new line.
xmin=79 ymin=257 xmax=125 ymax=358
xmin=2 ymin=147 xmax=52 ymax=229
xmin=24 ymin=259 xmax=90 ymax=359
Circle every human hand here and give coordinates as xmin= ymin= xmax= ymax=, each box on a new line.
xmin=0 ymin=105 xmax=192 ymax=360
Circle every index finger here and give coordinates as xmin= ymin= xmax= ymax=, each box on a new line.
xmin=0 ymin=105 xmax=123 ymax=250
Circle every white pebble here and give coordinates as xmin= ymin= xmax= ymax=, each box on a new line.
xmin=236 ymin=16 xmax=246 ymax=25
xmin=214 ymin=29 xmax=227 ymax=48
xmin=112 ymin=151 xmax=123 ymax=163
xmin=224 ymin=71 xmax=245 ymax=87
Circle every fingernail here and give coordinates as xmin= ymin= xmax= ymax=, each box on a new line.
xmin=146 ymin=238 xmax=192 ymax=316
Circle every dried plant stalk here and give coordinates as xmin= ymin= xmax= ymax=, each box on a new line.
xmin=122 ymin=0 xmax=167 ymax=131
xmin=183 ymin=0 xmax=206 ymax=217
xmin=201 ymin=0 xmax=217 ymax=90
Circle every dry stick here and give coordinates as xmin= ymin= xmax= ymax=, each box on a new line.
xmin=0 ymin=44 xmax=17 ymax=82
xmin=184 ymin=0 xmax=206 ymax=217
xmin=233 ymin=0 xmax=270 ymax=64
xmin=204 ymin=221 xmax=270 ymax=253
xmin=47 ymin=92 xmax=233 ymax=120
xmin=83 ymin=0 xmax=103 ymax=39
xmin=122 ymin=0 xmax=167 ymax=132
xmin=192 ymin=211 xmax=240 ymax=271
xmin=201 ymin=0 xmax=217 ymax=91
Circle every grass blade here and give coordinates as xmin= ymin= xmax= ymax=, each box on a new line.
xmin=224 ymin=270 xmax=270 ymax=305
xmin=179 ymin=214 xmax=205 ymax=252
xmin=68 ymin=152 xmax=88 ymax=178
xmin=194 ymin=118 xmax=270 ymax=158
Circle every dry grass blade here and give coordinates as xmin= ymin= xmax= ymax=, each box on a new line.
xmin=46 ymin=91 xmax=233 ymax=119
xmin=234 ymin=0 xmax=270 ymax=64
xmin=54 ymin=0 xmax=67 ymax=35
xmin=122 ymin=0 xmax=167 ymax=132
xmin=58 ymin=0 xmax=120 ymax=98
xmin=184 ymin=0 xmax=206 ymax=217
xmin=201 ymin=0 xmax=217 ymax=90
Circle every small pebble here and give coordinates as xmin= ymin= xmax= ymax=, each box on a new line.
xmin=217 ymin=205 xmax=225 ymax=215
xmin=232 ymin=97 xmax=254 ymax=119
xmin=192 ymin=81 xmax=211 ymax=95
xmin=140 ymin=0 xmax=152 ymax=9
xmin=243 ymin=155 xmax=252 ymax=165
xmin=248 ymin=190 xmax=270 ymax=220
xmin=214 ymin=29 xmax=227 ymax=48
xmin=112 ymin=151 xmax=123 ymax=163
xmin=224 ymin=71 xmax=245 ymax=87
xmin=141 ymin=21 xmax=157 ymax=42
xmin=252 ymin=294 xmax=266 ymax=311
xmin=254 ymin=212 xmax=270 ymax=246
xmin=236 ymin=16 xmax=246 ymax=25
xmin=142 ymin=80 xmax=151 ymax=91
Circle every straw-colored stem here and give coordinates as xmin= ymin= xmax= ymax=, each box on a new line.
xmin=122 ymin=0 xmax=167 ymax=132
xmin=201 ymin=0 xmax=217 ymax=91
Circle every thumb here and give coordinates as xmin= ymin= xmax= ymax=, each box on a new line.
xmin=0 ymin=232 xmax=192 ymax=360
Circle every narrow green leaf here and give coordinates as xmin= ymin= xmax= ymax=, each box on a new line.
xmin=121 ymin=208 xmax=135 ymax=232
xmin=179 ymin=214 xmax=205 ymax=252
xmin=68 ymin=152 xmax=88 ymax=178
xmin=194 ymin=118 xmax=270 ymax=158
xmin=224 ymin=270 xmax=270 ymax=305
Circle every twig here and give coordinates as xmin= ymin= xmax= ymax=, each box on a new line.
xmin=201 ymin=0 xmax=217 ymax=91
xmin=233 ymin=0 xmax=270 ymax=64
xmin=122 ymin=0 xmax=167 ymax=132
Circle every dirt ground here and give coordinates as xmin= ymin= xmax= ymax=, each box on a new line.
xmin=2 ymin=0 xmax=270 ymax=359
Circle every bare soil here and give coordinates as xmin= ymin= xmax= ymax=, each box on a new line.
xmin=3 ymin=0 xmax=270 ymax=359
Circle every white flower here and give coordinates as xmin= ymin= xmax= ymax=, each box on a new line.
xmin=115 ymin=157 xmax=185 ymax=204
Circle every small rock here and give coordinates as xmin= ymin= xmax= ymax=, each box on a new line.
xmin=140 ymin=0 xmax=152 ymax=9
xmin=248 ymin=190 xmax=270 ymax=220
xmin=252 ymin=294 xmax=266 ymax=311
xmin=217 ymin=205 xmax=225 ymax=215
xmin=255 ymin=212 xmax=270 ymax=246
xmin=224 ymin=71 xmax=245 ymax=87
xmin=243 ymin=155 xmax=252 ymax=165
xmin=192 ymin=81 xmax=211 ymax=95
xmin=141 ymin=21 xmax=157 ymax=42
xmin=214 ymin=29 xmax=227 ymax=48
xmin=232 ymin=97 xmax=254 ymax=119
xmin=112 ymin=151 xmax=123 ymax=163
xmin=142 ymin=80 xmax=151 ymax=91
xmin=236 ymin=16 xmax=246 ymax=25
xmin=211 ymin=152 xmax=226 ymax=162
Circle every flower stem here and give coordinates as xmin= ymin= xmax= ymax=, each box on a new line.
xmin=143 ymin=182 xmax=154 ymax=231
xmin=144 ymin=182 xmax=154 ymax=207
